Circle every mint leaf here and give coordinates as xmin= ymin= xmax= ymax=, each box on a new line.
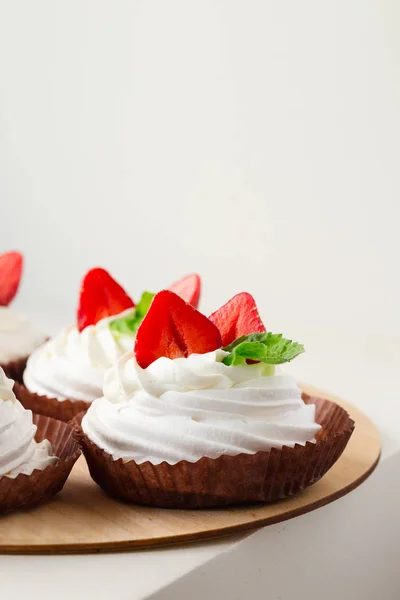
xmin=222 ymin=332 xmax=304 ymax=366
xmin=135 ymin=291 xmax=154 ymax=319
xmin=109 ymin=310 xmax=137 ymax=336
xmin=109 ymin=291 xmax=154 ymax=337
xmin=222 ymin=335 xmax=250 ymax=353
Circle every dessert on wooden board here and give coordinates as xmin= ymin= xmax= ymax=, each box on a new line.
xmin=0 ymin=367 xmax=81 ymax=514
xmin=0 ymin=255 xmax=355 ymax=513
xmin=17 ymin=269 xmax=200 ymax=422
xmin=78 ymin=290 xmax=354 ymax=508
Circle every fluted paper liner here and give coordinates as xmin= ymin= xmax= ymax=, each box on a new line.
xmin=13 ymin=382 xmax=91 ymax=423
xmin=0 ymin=414 xmax=81 ymax=514
xmin=75 ymin=394 xmax=355 ymax=509
xmin=1 ymin=356 xmax=28 ymax=384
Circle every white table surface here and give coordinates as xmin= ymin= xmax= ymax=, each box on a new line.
xmin=1 ymin=334 xmax=399 ymax=600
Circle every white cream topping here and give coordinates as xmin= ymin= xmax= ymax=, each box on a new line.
xmin=23 ymin=309 xmax=135 ymax=403
xmin=82 ymin=350 xmax=321 ymax=465
xmin=0 ymin=368 xmax=57 ymax=479
xmin=0 ymin=307 xmax=45 ymax=363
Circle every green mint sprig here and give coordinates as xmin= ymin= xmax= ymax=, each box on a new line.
xmin=222 ymin=332 xmax=305 ymax=366
xmin=109 ymin=291 xmax=154 ymax=337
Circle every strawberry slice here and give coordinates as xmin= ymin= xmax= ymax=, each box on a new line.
xmin=77 ymin=267 xmax=135 ymax=332
xmin=209 ymin=292 xmax=266 ymax=347
xmin=168 ymin=273 xmax=201 ymax=308
xmin=135 ymin=290 xmax=221 ymax=368
xmin=0 ymin=251 xmax=23 ymax=306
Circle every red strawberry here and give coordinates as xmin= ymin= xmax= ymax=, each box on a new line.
xmin=0 ymin=251 xmax=23 ymax=306
xmin=168 ymin=273 xmax=201 ymax=308
xmin=135 ymin=290 xmax=221 ymax=368
xmin=77 ymin=268 xmax=135 ymax=332
xmin=209 ymin=292 xmax=266 ymax=347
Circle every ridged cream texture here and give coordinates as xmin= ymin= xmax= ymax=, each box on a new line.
xmin=0 ymin=368 xmax=57 ymax=478
xmin=23 ymin=308 xmax=135 ymax=403
xmin=82 ymin=350 xmax=321 ymax=465
xmin=0 ymin=307 xmax=45 ymax=362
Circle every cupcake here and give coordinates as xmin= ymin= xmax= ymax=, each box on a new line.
xmin=0 ymin=368 xmax=80 ymax=513
xmin=0 ymin=251 xmax=46 ymax=382
xmin=78 ymin=290 xmax=354 ymax=508
xmin=17 ymin=269 xmax=201 ymax=422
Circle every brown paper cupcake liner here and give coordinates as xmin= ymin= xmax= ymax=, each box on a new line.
xmin=0 ymin=414 xmax=81 ymax=514
xmin=75 ymin=394 xmax=355 ymax=509
xmin=13 ymin=382 xmax=91 ymax=423
xmin=1 ymin=356 xmax=29 ymax=384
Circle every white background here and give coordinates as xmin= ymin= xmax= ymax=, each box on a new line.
xmin=0 ymin=0 xmax=399 ymax=375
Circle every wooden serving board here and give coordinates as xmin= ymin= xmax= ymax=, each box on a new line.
xmin=0 ymin=385 xmax=380 ymax=554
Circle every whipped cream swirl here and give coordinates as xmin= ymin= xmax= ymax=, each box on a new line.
xmin=0 ymin=368 xmax=57 ymax=478
xmin=23 ymin=309 xmax=135 ymax=403
xmin=82 ymin=350 xmax=321 ymax=465
xmin=0 ymin=307 xmax=45 ymax=363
